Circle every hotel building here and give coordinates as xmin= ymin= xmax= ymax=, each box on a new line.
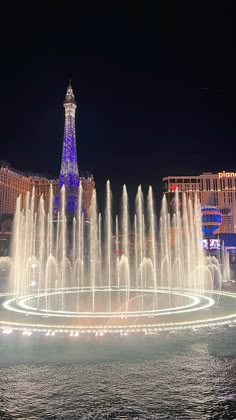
xmin=0 ymin=161 xmax=94 ymax=218
xmin=0 ymin=161 xmax=58 ymax=215
xmin=163 ymin=172 xmax=236 ymax=234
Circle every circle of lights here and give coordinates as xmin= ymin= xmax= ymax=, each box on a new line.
xmin=2 ymin=290 xmax=236 ymax=335
xmin=3 ymin=287 xmax=213 ymax=318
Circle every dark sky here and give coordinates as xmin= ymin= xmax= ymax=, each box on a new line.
xmin=0 ymin=3 xmax=235 ymax=209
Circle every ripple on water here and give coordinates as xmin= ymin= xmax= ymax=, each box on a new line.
xmin=1 ymin=329 xmax=236 ymax=419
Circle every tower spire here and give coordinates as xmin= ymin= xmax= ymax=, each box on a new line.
xmin=59 ymin=82 xmax=80 ymax=190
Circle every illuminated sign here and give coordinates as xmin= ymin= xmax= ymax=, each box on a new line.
xmin=209 ymin=238 xmax=221 ymax=250
xmin=202 ymin=239 xmax=208 ymax=250
xmin=218 ymin=171 xmax=236 ymax=179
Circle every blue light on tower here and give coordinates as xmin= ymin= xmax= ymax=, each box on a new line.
xmin=58 ymin=81 xmax=80 ymax=213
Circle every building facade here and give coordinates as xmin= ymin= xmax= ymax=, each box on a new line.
xmin=81 ymin=175 xmax=95 ymax=216
xmin=0 ymin=161 xmax=58 ymax=216
xmin=163 ymin=172 xmax=236 ymax=234
xmin=0 ymin=161 xmax=94 ymax=218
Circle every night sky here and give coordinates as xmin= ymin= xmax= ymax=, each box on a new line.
xmin=0 ymin=3 xmax=235 ymax=210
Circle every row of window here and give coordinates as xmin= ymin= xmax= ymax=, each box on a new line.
xmin=169 ymin=178 xmax=200 ymax=183
xmin=168 ymin=178 xmax=236 ymax=191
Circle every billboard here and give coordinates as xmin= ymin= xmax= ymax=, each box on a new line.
xmin=209 ymin=239 xmax=221 ymax=250
xmin=202 ymin=239 xmax=208 ymax=250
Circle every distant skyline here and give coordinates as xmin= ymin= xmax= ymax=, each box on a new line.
xmin=0 ymin=3 xmax=235 ymax=207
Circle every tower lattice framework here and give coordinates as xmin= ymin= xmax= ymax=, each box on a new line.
xmin=59 ymin=82 xmax=80 ymax=189
xmin=58 ymin=82 xmax=80 ymax=214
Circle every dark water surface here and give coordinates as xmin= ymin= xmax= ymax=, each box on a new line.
xmin=1 ymin=328 xmax=236 ymax=419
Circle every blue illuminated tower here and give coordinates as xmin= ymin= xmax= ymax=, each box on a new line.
xmin=59 ymin=81 xmax=80 ymax=189
xmin=58 ymin=82 xmax=80 ymax=214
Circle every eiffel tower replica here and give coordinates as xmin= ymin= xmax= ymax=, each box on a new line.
xmin=56 ymin=81 xmax=80 ymax=219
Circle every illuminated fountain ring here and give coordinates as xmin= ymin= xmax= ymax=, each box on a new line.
xmin=3 ymin=287 xmax=214 ymax=318
xmin=4 ymin=181 xmax=233 ymax=336
xmin=2 ymin=288 xmax=236 ymax=336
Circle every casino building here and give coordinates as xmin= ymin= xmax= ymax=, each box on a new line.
xmin=163 ymin=172 xmax=236 ymax=234
xmin=0 ymin=161 xmax=58 ymax=215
